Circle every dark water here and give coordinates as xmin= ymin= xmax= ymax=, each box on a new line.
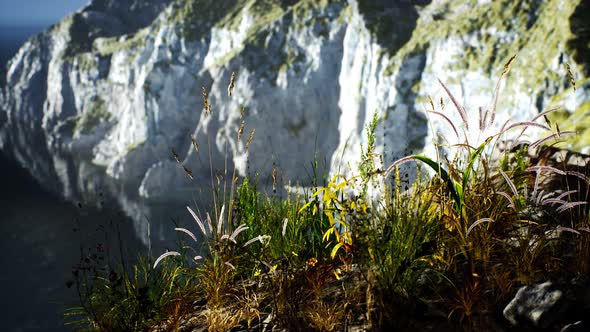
xmin=0 ymin=152 xmax=149 ymax=332
xmin=0 ymin=24 xmax=209 ymax=331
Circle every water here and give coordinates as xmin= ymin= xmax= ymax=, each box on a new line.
xmin=0 ymin=152 xmax=152 ymax=331
xmin=0 ymin=24 xmax=146 ymax=332
xmin=0 ymin=24 xmax=215 ymax=331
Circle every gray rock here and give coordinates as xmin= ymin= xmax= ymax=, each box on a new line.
xmin=561 ymin=321 xmax=586 ymax=332
xmin=503 ymin=281 xmax=567 ymax=328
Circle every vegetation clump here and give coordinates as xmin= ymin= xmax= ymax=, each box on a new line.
xmin=67 ymin=56 xmax=589 ymax=331
xmin=74 ymin=97 xmax=111 ymax=136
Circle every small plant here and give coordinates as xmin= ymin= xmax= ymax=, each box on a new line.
xmin=67 ymin=252 xmax=194 ymax=331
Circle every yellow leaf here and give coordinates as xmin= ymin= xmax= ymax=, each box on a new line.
xmin=327 ymin=213 xmax=335 ymax=226
xmin=323 ymin=227 xmax=334 ymax=241
xmin=313 ymin=204 xmax=318 ymax=215
xmin=331 ymin=242 xmax=344 ymax=259
xmin=298 ymin=201 xmax=312 ymax=214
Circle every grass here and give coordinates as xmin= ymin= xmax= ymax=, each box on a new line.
xmin=67 ymin=56 xmax=590 ymax=331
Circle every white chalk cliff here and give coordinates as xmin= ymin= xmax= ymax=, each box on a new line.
xmin=1 ymin=0 xmax=589 ymax=240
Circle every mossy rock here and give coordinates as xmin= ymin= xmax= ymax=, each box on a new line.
xmin=383 ymin=0 xmax=586 ymax=82
xmin=74 ymin=97 xmax=111 ymax=135
xmin=548 ymin=99 xmax=590 ymax=153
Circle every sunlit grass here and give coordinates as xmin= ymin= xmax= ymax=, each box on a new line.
xmin=67 ymin=61 xmax=590 ymax=331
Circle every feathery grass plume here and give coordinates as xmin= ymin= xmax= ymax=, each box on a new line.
xmin=428 ymin=96 xmax=435 ymax=112
xmin=522 ymin=107 xmax=559 ymax=127
xmin=153 ymin=251 xmax=181 ymax=269
xmin=187 ymin=206 xmax=207 ymax=236
xmin=171 ymin=147 xmax=180 ymax=163
xmin=542 ymin=198 xmax=568 ymax=206
xmin=557 ymin=225 xmax=581 ymax=235
xmin=245 ymin=129 xmax=255 ymax=151
xmin=487 ymin=54 xmax=517 ymax=128
xmin=191 ymin=135 xmax=199 ymax=153
xmin=479 ymin=106 xmax=486 ymax=131
xmin=498 ymin=121 xmax=551 ymax=137
xmin=272 ymin=162 xmax=278 ymax=193
xmin=557 ymin=201 xmax=588 ymax=213
xmin=506 ymin=106 xmax=560 ymax=143
xmin=527 ymin=165 xmax=567 ymax=176
xmin=228 ymin=72 xmax=236 ymax=97
xmin=282 ymin=218 xmax=288 ymax=237
xmin=566 ymin=63 xmax=576 ymax=91
xmin=556 ymin=190 xmax=578 ymax=200
xmin=428 ymin=110 xmax=460 ymax=139
xmin=182 ymin=164 xmax=194 ymax=179
xmin=217 ymin=205 xmax=225 ymax=236
xmin=242 ymin=236 xmax=260 ymax=248
xmin=497 ymin=191 xmax=516 ymax=208
xmin=502 ymin=54 xmax=517 ymax=76
xmin=467 ymin=218 xmax=494 ymax=236
xmin=536 ymin=190 xmax=547 ymax=206
xmin=202 ymin=87 xmax=212 ymax=115
xmin=499 ymin=170 xmax=519 ymax=197
xmin=237 ymin=120 xmax=245 ymax=141
xmin=206 ymin=212 xmax=213 ymax=234
xmin=174 ymin=227 xmax=197 ymax=242
xmin=530 ymin=131 xmax=576 ymax=149
xmin=438 ymin=78 xmax=468 ymax=130
xmin=230 ymin=224 xmax=249 ymax=242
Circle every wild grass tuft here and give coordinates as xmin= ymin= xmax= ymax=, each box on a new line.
xmin=69 ymin=57 xmax=590 ymax=331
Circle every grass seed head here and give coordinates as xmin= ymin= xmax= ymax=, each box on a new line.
xmin=245 ymin=129 xmax=255 ymax=151
xmin=228 ymin=72 xmax=236 ymax=97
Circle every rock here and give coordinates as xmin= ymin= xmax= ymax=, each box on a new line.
xmin=561 ymin=321 xmax=586 ymax=332
xmin=503 ymin=281 xmax=567 ymax=328
xmin=1 ymin=0 xmax=590 ymax=241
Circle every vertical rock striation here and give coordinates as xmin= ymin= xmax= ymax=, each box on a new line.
xmin=1 ymin=0 xmax=588 ymax=242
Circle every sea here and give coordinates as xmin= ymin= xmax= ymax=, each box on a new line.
xmin=0 ymin=24 xmax=148 ymax=332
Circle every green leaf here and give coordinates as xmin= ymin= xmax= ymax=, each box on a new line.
xmin=462 ymin=136 xmax=493 ymax=190
xmin=409 ymin=155 xmax=460 ymax=208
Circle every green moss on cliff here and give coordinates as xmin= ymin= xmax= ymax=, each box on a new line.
xmin=169 ymin=0 xmax=239 ymax=41
xmin=72 ymin=53 xmax=99 ymax=72
xmin=75 ymin=97 xmax=111 ymax=135
xmin=216 ymin=0 xmax=286 ymax=35
xmin=548 ymin=98 xmax=590 ymax=152
xmin=95 ymin=29 xmax=149 ymax=57
xmin=208 ymin=0 xmax=342 ymax=83
xmin=384 ymin=0 xmax=584 ymax=83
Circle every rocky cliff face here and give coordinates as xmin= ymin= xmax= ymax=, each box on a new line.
xmin=1 ymin=0 xmax=589 ymax=240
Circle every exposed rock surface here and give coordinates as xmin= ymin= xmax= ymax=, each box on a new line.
xmin=503 ymin=281 xmax=566 ymax=328
xmin=503 ymin=279 xmax=590 ymax=331
xmin=1 ymin=0 xmax=589 ymax=241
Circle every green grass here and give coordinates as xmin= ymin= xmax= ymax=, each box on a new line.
xmin=67 ymin=60 xmax=590 ymax=331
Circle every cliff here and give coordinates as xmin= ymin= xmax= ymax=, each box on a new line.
xmin=1 ymin=0 xmax=588 ymax=230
